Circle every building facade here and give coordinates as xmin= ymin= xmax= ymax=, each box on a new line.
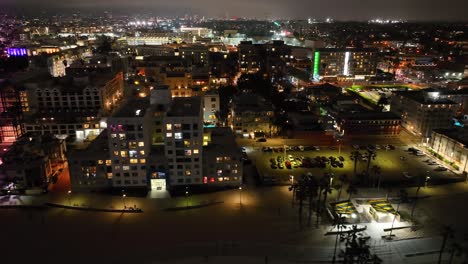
xmin=391 ymin=89 xmax=458 ymax=137
xmin=164 ymin=97 xmax=204 ymax=186
xmin=107 ymin=99 xmax=152 ymax=188
xmin=312 ymin=48 xmax=378 ymax=80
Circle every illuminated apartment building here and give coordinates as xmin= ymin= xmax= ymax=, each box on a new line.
xmin=312 ymin=48 xmax=378 ymax=80
xmin=107 ymin=99 xmax=152 ymax=188
xmin=163 ymin=97 xmax=204 ymax=186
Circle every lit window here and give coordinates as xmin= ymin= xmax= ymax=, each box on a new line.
xmin=166 ymin=132 xmax=172 ymax=137
xmin=217 ymin=169 xmax=222 ymax=176
xmin=166 ymin=124 xmax=172 ymax=130
xmin=174 ymin=132 xmax=182 ymax=139
xmin=193 ymin=149 xmax=199 ymax=154
xmin=130 ymin=159 xmax=138 ymax=164
xmin=218 ymin=177 xmax=224 ymax=182
xmin=233 ymin=169 xmax=238 ymax=174
xmin=140 ymin=159 xmax=146 ymax=164
xmin=185 ymin=150 xmax=192 ymax=156
xmin=98 ymin=160 xmax=104 ymax=164
xmin=138 ymin=142 xmax=144 ymax=147
xmin=129 ymin=150 xmax=137 ymax=157
xmin=120 ymin=151 xmax=128 ymax=158
xmin=105 ymin=160 xmax=111 ymax=165
xmin=139 ymin=150 xmax=145 ymax=155
xmin=119 ymin=134 xmax=126 ymax=140
xmin=113 ymin=151 xmax=119 ymax=156
xmin=123 ymin=166 xmax=130 ymax=171
xmin=185 ymin=170 xmax=191 ymax=176
xmin=111 ymin=134 xmax=117 ymax=138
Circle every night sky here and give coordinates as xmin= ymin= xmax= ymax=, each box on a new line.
xmin=2 ymin=0 xmax=468 ymax=21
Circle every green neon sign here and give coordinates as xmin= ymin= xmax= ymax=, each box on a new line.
xmin=313 ymin=51 xmax=320 ymax=80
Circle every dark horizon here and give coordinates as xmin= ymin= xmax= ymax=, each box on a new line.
xmin=2 ymin=0 xmax=468 ymax=21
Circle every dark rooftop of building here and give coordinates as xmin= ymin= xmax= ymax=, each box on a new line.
xmin=233 ymin=93 xmax=274 ymax=113
xmin=340 ymin=111 xmax=401 ymax=121
xmin=393 ymin=89 xmax=458 ymax=105
xmin=166 ymin=96 xmax=202 ymax=117
xmin=204 ymin=127 xmax=241 ymax=155
xmin=111 ymin=99 xmax=150 ymax=118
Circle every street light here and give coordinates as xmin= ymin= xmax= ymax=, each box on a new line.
xmin=239 ymin=186 xmax=243 ymax=206
xmin=185 ymin=187 xmax=189 ymax=207
xmin=425 ymin=176 xmax=431 ymax=188
xmin=122 ymin=194 xmax=127 ymax=208
xmin=67 ymin=190 xmax=72 ymax=206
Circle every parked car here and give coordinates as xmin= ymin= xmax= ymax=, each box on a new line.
xmin=338 ymin=156 xmax=345 ymax=162
xmin=256 ymin=138 xmax=267 ymax=142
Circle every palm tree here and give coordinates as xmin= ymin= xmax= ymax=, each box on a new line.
xmin=388 ymin=189 xmax=408 ymax=240
xmin=316 ymin=174 xmax=331 ymax=227
xmin=346 ymin=184 xmax=358 ymax=200
xmin=411 ymin=174 xmax=426 ymax=219
xmin=305 ymin=174 xmax=319 ymax=227
xmin=448 ymin=242 xmax=462 ymax=264
xmin=321 ymin=175 xmax=333 ymax=209
xmin=337 ymin=174 xmax=348 ymax=201
xmin=332 ymin=183 xmax=342 ymax=202
xmin=365 ymin=150 xmax=377 ymax=174
xmin=350 ymin=150 xmax=361 ymax=177
xmin=371 ymin=165 xmax=382 ymax=190
xmin=439 ymin=226 xmax=454 ymax=264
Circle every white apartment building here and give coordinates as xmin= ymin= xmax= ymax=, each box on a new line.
xmin=164 ymin=97 xmax=204 ymax=186
xmin=107 ymin=99 xmax=152 ymax=188
xmin=391 ymin=89 xmax=458 ymax=137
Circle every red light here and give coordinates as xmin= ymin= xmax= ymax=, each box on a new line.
xmin=203 ymin=177 xmax=208 ymax=184
xmin=209 ymin=177 xmax=215 ymax=183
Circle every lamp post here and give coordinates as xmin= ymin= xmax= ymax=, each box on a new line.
xmin=67 ymin=190 xmax=72 ymax=206
xmin=239 ymin=186 xmax=243 ymax=206
xmin=122 ymin=194 xmax=127 ymax=208
xmin=425 ymin=176 xmax=431 ymax=188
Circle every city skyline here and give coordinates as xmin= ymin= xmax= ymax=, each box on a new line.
xmin=2 ymin=0 xmax=468 ymax=21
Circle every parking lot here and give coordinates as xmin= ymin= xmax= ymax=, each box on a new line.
xmin=243 ymin=142 xmax=463 ymax=186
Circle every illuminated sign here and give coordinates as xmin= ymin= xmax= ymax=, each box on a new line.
xmin=343 ymin=51 xmax=350 ymax=75
xmin=7 ymin=48 xmax=28 ymax=57
xmin=313 ymin=51 xmax=320 ymax=80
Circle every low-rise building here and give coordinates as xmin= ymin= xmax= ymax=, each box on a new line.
xmin=203 ymin=91 xmax=219 ymax=125
xmin=430 ymin=128 xmax=468 ymax=175
xmin=230 ymin=93 xmax=275 ymax=138
xmin=338 ymin=111 xmax=401 ymax=135
xmin=0 ymin=134 xmax=66 ymax=190
xmin=391 ymin=89 xmax=458 ymax=137
xmin=68 ymin=131 xmax=112 ymax=192
xmin=202 ymin=127 xmax=243 ymax=186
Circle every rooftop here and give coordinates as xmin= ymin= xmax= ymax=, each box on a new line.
xmin=68 ymin=130 xmax=109 ymax=158
xmin=166 ymin=97 xmax=202 ymax=117
xmin=111 ymin=99 xmax=150 ymax=118
xmin=204 ymin=127 xmax=241 ymax=155
xmin=233 ymin=93 xmax=274 ymax=113
xmin=393 ymin=89 xmax=458 ymax=105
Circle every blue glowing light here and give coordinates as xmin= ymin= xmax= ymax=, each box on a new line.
xmin=7 ymin=48 xmax=28 ymax=57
